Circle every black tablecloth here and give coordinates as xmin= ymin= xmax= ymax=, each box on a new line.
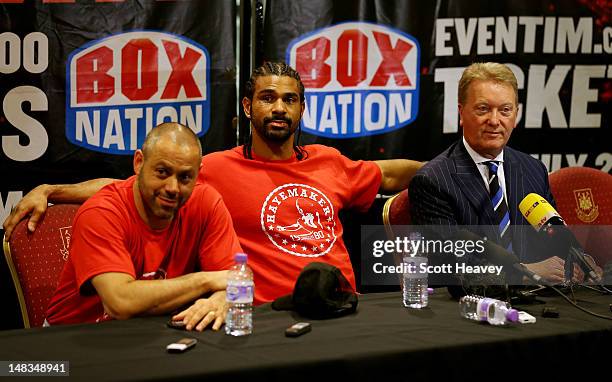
xmin=0 ymin=289 xmax=610 ymax=381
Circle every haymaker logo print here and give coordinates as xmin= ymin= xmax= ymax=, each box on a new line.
xmin=261 ymin=184 xmax=337 ymax=257
xmin=287 ymin=22 xmax=420 ymax=138
xmin=66 ymin=31 xmax=210 ymax=154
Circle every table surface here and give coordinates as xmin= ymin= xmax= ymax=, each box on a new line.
xmin=0 ymin=289 xmax=610 ymax=381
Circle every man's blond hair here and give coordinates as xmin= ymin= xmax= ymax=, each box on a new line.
xmin=458 ymin=62 xmax=518 ymax=105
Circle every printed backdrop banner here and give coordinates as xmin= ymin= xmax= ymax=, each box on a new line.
xmin=263 ymin=0 xmax=611 ymax=172
xmin=0 ymin=0 xmax=237 ymax=224
xmin=0 ymin=0 xmax=236 ymax=329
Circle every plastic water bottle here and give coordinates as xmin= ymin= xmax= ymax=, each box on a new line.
xmin=225 ymin=253 xmax=254 ymax=336
xmin=459 ymin=295 xmax=519 ymax=325
xmin=403 ymin=232 xmax=428 ymax=308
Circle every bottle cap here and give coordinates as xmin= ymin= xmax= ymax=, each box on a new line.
xmin=235 ymin=253 xmax=248 ymax=263
xmin=506 ymin=308 xmax=519 ymax=322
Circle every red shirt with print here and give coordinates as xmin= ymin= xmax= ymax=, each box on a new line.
xmin=46 ymin=176 xmax=241 ymax=325
xmin=200 ymin=145 xmax=382 ymax=304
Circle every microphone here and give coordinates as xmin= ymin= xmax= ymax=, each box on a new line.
xmin=518 ymin=193 xmax=600 ymax=282
xmin=454 ymin=229 xmax=551 ymax=286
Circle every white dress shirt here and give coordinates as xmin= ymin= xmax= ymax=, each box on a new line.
xmin=462 ymin=137 xmax=508 ymax=203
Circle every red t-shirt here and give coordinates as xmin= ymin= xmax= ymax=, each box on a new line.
xmin=46 ymin=176 xmax=241 ymax=325
xmin=200 ymin=145 xmax=382 ymax=304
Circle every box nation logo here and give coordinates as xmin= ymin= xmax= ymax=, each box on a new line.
xmin=66 ymin=31 xmax=209 ymax=154
xmin=287 ymin=22 xmax=420 ymax=139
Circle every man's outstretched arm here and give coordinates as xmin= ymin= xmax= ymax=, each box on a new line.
xmin=374 ymin=159 xmax=423 ymax=194
xmin=3 ymin=178 xmax=116 ymax=238
xmin=91 ymin=271 xmax=228 ymax=322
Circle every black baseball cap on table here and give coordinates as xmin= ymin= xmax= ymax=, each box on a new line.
xmin=272 ymin=262 xmax=358 ymax=319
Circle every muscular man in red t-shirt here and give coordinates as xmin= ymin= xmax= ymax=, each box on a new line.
xmin=46 ymin=123 xmax=242 ymax=329
xmin=4 ymin=63 xmax=422 ymax=304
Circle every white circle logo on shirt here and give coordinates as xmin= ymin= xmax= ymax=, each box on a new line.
xmin=260 ymin=183 xmax=337 ymax=257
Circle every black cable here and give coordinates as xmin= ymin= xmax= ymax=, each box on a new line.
xmin=579 ymin=284 xmax=612 ymax=294
xmin=546 ymin=285 xmax=612 ymax=321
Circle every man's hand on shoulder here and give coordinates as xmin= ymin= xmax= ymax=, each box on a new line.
xmin=2 ymin=178 xmax=116 ymax=239
xmin=171 ymin=290 xmax=228 ymax=331
xmin=3 ymin=184 xmax=52 ymax=239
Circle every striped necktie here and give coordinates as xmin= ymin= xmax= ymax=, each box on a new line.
xmin=485 ymin=161 xmax=512 ymax=251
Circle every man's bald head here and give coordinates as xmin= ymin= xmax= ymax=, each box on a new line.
xmin=141 ymin=122 xmax=202 ymax=159
xmin=133 ymin=123 xmax=202 ymax=229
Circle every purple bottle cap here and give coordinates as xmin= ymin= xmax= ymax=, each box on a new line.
xmin=506 ymin=308 xmax=519 ymax=323
xmin=427 ymin=288 xmax=434 ymax=295
xmin=235 ymin=253 xmax=248 ymax=263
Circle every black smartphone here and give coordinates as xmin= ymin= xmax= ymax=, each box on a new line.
xmin=285 ymin=322 xmax=311 ymax=337
xmin=167 ymin=319 xmax=187 ymax=330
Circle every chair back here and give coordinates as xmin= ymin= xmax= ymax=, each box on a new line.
xmin=548 ymin=167 xmax=612 ymax=266
xmin=3 ymin=204 xmax=80 ymax=327
xmin=382 ymin=190 xmax=411 ymax=239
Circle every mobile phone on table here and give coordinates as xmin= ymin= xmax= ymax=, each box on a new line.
xmin=167 ymin=319 xmax=187 ymax=330
xmin=166 ymin=338 xmax=197 ymax=353
xmin=285 ymin=322 xmax=311 ymax=337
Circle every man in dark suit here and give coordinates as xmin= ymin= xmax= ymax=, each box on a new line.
xmin=409 ymin=62 xmax=568 ymax=284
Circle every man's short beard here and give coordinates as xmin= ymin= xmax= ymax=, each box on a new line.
xmin=253 ymin=119 xmax=296 ymax=143
xmin=260 ymin=125 xmax=293 ymax=142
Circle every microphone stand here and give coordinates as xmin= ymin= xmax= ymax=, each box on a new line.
xmin=561 ymin=246 xmax=611 ymax=295
xmin=564 ymin=250 xmax=575 ymax=284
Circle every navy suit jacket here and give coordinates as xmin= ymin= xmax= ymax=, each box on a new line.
xmin=409 ymin=140 xmax=556 ymax=265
